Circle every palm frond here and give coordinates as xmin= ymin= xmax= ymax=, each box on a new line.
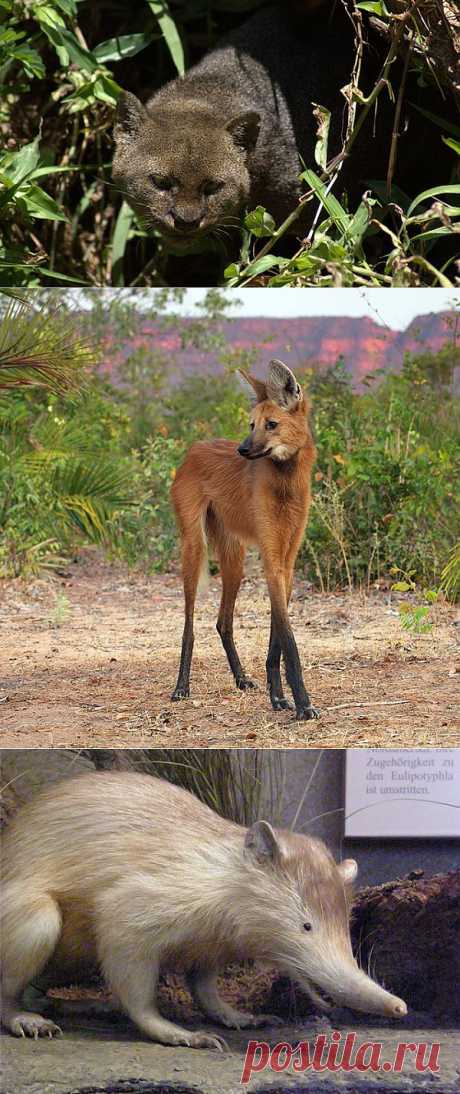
xmin=51 ymin=460 xmax=135 ymax=544
xmin=0 ymin=299 xmax=98 ymax=394
xmin=440 ymin=542 xmax=460 ymax=600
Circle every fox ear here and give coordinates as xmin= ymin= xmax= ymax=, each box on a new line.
xmin=236 ymin=369 xmax=267 ymax=405
xmin=226 ymin=111 xmax=261 ymax=153
xmin=114 ymin=91 xmax=147 ymax=145
xmin=267 ymin=359 xmax=302 ymax=410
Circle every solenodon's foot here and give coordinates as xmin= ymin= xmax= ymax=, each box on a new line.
xmin=7 ymin=1012 xmax=63 ymax=1039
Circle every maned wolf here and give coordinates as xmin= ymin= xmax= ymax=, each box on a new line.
xmin=171 ymin=359 xmax=318 ymax=719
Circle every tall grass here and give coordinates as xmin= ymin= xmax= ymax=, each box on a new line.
xmin=102 ymin=749 xmax=287 ymax=827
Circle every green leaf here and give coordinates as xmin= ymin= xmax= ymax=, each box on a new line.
xmin=31 ymin=164 xmax=87 ymax=179
xmin=41 ymin=25 xmax=100 ymax=73
xmin=53 ymin=0 xmax=77 ymax=13
xmin=391 ymin=580 xmax=411 ymax=592
xmin=5 ymin=136 xmax=40 ymax=186
xmin=34 ymin=4 xmax=66 ymax=30
xmin=10 ymin=44 xmax=46 ymax=80
xmin=111 ymin=201 xmax=135 ymax=286
xmin=348 ymin=199 xmax=375 ymax=244
xmin=443 ymin=137 xmax=460 ymax=156
xmin=301 ymin=168 xmax=350 ymax=233
xmin=146 ymin=0 xmax=184 ymax=75
xmin=93 ymin=32 xmax=155 ymax=63
xmin=21 ymin=184 xmax=68 ymax=221
xmin=224 ymin=262 xmax=241 ymax=279
xmin=242 ymin=255 xmax=288 ymax=278
xmin=244 ymin=206 xmax=276 ymax=238
xmin=411 ymin=227 xmax=460 ymax=243
xmin=407 ymin=184 xmax=460 ymax=217
xmin=92 ymin=74 xmax=120 ymax=106
xmin=357 ymin=1 xmax=387 ymax=12
xmin=313 ymin=103 xmax=331 ymax=171
xmin=35 ymin=268 xmax=89 ymax=284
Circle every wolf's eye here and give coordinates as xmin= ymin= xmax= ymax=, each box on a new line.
xmin=150 ymin=175 xmax=174 ymax=192
xmin=266 ymin=420 xmax=278 ymax=431
xmin=303 ymin=922 xmax=312 ymax=932
xmin=202 ymin=180 xmax=225 ymax=196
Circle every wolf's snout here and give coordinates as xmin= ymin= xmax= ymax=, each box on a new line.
xmin=237 ymin=437 xmax=267 ymax=460
xmin=238 ymin=438 xmax=252 ymax=457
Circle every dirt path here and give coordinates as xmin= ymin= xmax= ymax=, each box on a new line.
xmin=1 ymin=552 xmax=459 ymax=748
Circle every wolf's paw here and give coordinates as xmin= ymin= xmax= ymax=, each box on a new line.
xmin=171 ymin=686 xmax=189 ymax=701
xmin=295 ymin=704 xmax=320 ymax=721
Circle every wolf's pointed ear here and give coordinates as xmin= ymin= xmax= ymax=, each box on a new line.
xmin=226 ymin=112 xmax=261 ymax=154
xmin=236 ymin=369 xmax=268 ymax=405
xmin=114 ymin=91 xmax=147 ymax=145
xmin=267 ymin=359 xmax=302 ymax=410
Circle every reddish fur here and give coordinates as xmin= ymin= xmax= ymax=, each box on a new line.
xmin=170 ymin=364 xmax=319 ymax=718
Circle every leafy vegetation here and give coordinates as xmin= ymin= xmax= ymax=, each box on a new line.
xmin=1 ymin=290 xmax=459 ymax=599
xmin=0 ymin=0 xmax=458 ymax=286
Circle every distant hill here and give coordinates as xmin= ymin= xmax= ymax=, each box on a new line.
xmin=99 ymin=310 xmax=458 ymax=387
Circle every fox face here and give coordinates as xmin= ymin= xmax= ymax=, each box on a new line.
xmin=237 ymin=360 xmax=310 ymax=462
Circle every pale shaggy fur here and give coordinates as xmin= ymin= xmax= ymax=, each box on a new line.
xmin=1 ymin=771 xmax=407 ymax=1048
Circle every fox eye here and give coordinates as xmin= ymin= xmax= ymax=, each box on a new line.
xmin=250 ymin=421 xmax=255 ymax=431
xmin=266 ymin=420 xmax=278 ymax=431
xmin=150 ymin=175 xmax=174 ymax=192
xmin=203 ymin=180 xmax=224 ymax=196
xmin=303 ymin=922 xmax=312 ymax=932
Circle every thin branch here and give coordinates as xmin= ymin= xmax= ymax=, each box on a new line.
xmin=323 ymin=699 xmax=411 ymax=711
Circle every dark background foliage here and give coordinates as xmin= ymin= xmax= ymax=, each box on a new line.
xmin=1 ymin=0 xmax=459 ymax=287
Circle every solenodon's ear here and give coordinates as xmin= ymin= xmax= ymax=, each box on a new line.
xmin=236 ymin=369 xmax=268 ymax=405
xmin=338 ymin=858 xmax=358 ymax=888
xmin=266 ymin=359 xmax=302 ymax=410
xmin=244 ymin=820 xmax=282 ymax=864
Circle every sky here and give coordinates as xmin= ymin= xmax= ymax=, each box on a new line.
xmin=171 ymin=288 xmax=459 ymax=330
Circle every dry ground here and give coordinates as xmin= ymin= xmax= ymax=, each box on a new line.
xmin=1 ymin=552 xmax=459 ymax=748
xmin=5 ymin=1016 xmax=460 ymax=1094
xmin=3 ymin=975 xmax=460 ymax=1093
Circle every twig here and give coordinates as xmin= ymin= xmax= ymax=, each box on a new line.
xmin=324 ymin=699 xmax=410 ymax=711
xmin=386 ymin=42 xmax=412 ymax=194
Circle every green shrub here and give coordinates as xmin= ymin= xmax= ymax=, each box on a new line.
xmin=299 ymin=354 xmax=460 ymax=590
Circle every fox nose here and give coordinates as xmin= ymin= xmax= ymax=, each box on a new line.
xmin=173 ymin=213 xmax=202 ymax=232
xmin=238 ymin=438 xmax=252 ymax=457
